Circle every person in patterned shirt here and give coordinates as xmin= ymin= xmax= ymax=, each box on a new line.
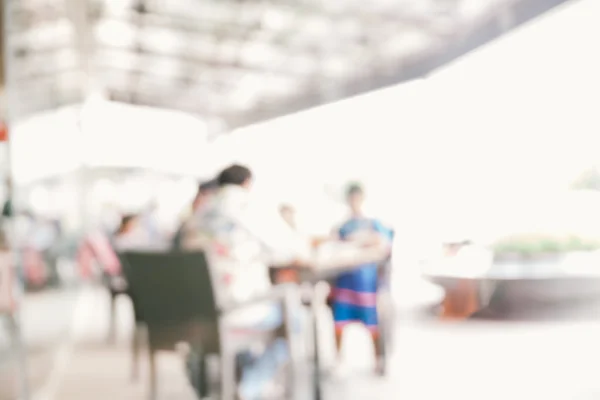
xmin=183 ymin=164 xmax=309 ymax=400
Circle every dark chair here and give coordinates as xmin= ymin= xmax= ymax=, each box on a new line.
xmin=79 ymin=235 xmax=128 ymax=345
xmin=120 ymin=251 xmax=299 ymax=400
xmin=104 ymin=270 xmax=129 ymax=340
xmin=110 ymin=252 xmax=146 ymax=381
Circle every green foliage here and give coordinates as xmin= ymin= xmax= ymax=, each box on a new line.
xmin=571 ymin=167 xmax=600 ymax=191
xmin=492 ymin=234 xmax=600 ymax=257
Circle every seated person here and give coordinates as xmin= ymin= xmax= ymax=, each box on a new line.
xmin=330 ymin=184 xmax=393 ymax=377
xmin=172 ymin=179 xmax=218 ymax=250
xmin=182 ymin=164 xmax=309 ymax=400
xmin=113 ymin=214 xmax=152 ymax=251
xmin=139 ymin=200 xmax=164 ymax=244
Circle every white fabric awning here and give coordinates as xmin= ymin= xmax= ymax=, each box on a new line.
xmin=8 ymin=101 xmax=211 ymax=184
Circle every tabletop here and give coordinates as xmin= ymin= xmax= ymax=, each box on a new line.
xmin=422 ymin=249 xmax=600 ymax=280
xmin=275 ymin=241 xmax=391 ymax=282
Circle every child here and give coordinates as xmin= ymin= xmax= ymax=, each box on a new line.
xmin=331 ymin=183 xmax=393 ymax=376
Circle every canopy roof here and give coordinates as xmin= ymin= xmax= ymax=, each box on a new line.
xmin=4 ymin=0 xmax=568 ymax=129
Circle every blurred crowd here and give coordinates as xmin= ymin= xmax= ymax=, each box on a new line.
xmin=1 ymin=163 xmax=394 ymax=400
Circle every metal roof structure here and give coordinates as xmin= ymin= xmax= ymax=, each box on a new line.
xmin=3 ymin=0 xmax=570 ymax=131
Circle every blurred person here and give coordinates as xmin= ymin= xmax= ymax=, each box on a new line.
xmin=37 ymin=217 xmax=62 ymax=287
xmin=274 ymin=204 xmax=327 ymax=284
xmin=279 ymin=204 xmax=296 ymax=231
xmin=0 ymin=229 xmax=18 ymax=313
xmin=112 ymin=214 xmax=151 ymax=251
xmin=77 ymin=227 xmax=121 ymax=280
xmin=21 ymin=212 xmax=52 ymax=289
xmin=2 ymin=179 xmax=13 ymax=220
xmin=30 ymin=216 xmax=57 ymax=253
xmin=330 ymin=183 xmax=393 ymax=377
xmin=139 ymin=199 xmax=162 ymax=243
xmin=182 ymin=164 xmax=309 ymax=400
xmin=172 ymin=179 xmax=218 ymax=250
xmin=2 ymin=197 xmax=12 ymax=220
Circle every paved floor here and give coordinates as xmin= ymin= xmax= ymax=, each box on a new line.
xmin=0 ymin=288 xmax=79 ymax=358
xmin=0 ymin=288 xmax=80 ymax=400
xmin=10 ymin=281 xmax=600 ymax=400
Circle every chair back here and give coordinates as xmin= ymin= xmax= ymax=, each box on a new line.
xmin=120 ymin=251 xmax=218 ymax=326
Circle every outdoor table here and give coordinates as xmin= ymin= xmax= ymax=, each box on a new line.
xmin=422 ymin=250 xmax=600 ymax=319
xmin=273 ymin=243 xmax=391 ymax=400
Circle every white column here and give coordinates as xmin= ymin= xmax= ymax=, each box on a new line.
xmin=66 ymin=0 xmax=106 ymax=232
xmin=2 ymin=1 xmax=31 ymax=398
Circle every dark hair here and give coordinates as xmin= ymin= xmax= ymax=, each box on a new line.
xmin=198 ymin=179 xmax=218 ymax=194
xmin=116 ymin=214 xmax=137 ymax=235
xmin=279 ymin=204 xmax=294 ymax=213
xmin=346 ymin=183 xmax=364 ymax=199
xmin=216 ymin=164 xmax=252 ymax=187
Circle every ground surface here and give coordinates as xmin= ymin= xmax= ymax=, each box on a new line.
xmin=4 ymin=283 xmax=600 ymax=400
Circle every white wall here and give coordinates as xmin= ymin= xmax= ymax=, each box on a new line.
xmin=419 ymin=0 xmax=600 ymax=241
xmin=424 ymin=0 xmax=600 ymax=196
xmin=224 ymin=79 xmax=431 ymax=231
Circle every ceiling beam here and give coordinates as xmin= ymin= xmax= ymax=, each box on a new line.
xmin=97 ymin=14 xmax=374 ymax=56
xmin=222 ymin=0 xmax=573 ymax=129
xmin=6 ymin=2 xmax=67 ymax=32
xmin=11 ymin=67 xmax=79 ymax=83
xmin=116 ymin=0 xmax=456 ymax=29
xmin=95 ymin=45 xmax=309 ymax=80
xmin=4 ymin=0 xmax=568 ymax=131
xmin=108 ymin=89 xmax=221 ymax=118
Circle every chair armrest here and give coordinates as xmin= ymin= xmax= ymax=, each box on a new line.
xmin=219 ymin=283 xmax=297 ymax=315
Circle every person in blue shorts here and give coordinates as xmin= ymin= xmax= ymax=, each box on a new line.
xmin=331 ymin=183 xmax=393 ymax=376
